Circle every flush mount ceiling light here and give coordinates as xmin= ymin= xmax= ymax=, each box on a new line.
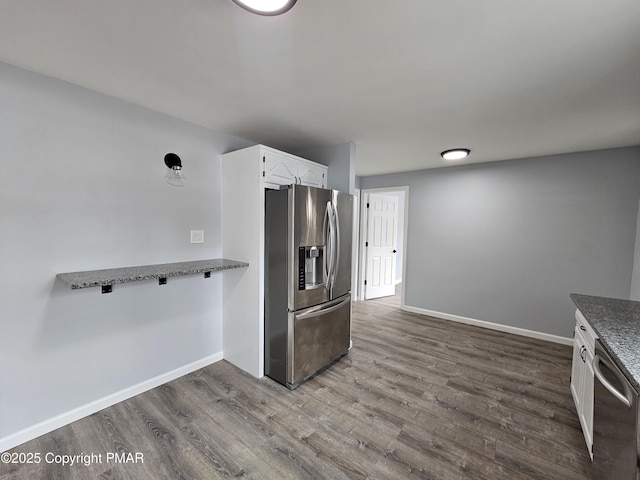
xmin=232 ymin=0 xmax=297 ymax=15
xmin=164 ymin=153 xmax=185 ymax=187
xmin=441 ymin=149 xmax=471 ymax=161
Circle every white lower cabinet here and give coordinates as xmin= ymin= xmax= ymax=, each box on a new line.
xmin=570 ymin=310 xmax=596 ymax=459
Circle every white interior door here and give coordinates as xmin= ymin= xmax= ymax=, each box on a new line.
xmin=365 ymin=193 xmax=398 ymax=299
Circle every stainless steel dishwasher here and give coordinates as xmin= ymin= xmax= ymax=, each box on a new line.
xmin=592 ymin=339 xmax=639 ymax=480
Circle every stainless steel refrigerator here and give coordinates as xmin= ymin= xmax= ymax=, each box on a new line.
xmin=265 ymin=184 xmax=353 ymax=389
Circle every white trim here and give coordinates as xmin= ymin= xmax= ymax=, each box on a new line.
xmin=0 ymin=352 xmax=223 ymax=453
xmin=401 ymin=305 xmax=573 ymax=346
xmin=352 ymin=188 xmax=361 ymax=301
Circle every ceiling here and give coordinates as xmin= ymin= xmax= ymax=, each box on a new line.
xmin=0 ymin=0 xmax=639 ymax=176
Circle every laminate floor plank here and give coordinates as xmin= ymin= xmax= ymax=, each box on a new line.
xmin=1 ymin=286 xmax=592 ymax=479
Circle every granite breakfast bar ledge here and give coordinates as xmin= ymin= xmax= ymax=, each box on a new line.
xmin=57 ymin=258 xmax=249 ymax=293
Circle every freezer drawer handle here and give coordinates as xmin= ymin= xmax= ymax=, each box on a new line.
xmin=593 ymin=354 xmax=632 ymax=408
xmin=296 ymin=296 xmax=350 ymax=320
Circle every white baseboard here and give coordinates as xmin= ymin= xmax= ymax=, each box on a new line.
xmin=0 ymin=352 xmax=223 ymax=453
xmin=401 ymin=305 xmax=573 ymax=346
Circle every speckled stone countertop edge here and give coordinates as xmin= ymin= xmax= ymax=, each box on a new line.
xmin=570 ymin=293 xmax=640 ymax=392
xmin=57 ymin=259 xmax=249 ymax=289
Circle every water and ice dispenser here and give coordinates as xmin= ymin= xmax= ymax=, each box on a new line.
xmin=298 ymin=245 xmax=325 ymax=290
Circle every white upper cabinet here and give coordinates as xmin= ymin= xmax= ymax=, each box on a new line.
xmin=263 ymin=150 xmax=299 ymax=186
xmin=296 ymin=161 xmax=326 ymax=188
xmin=262 ymin=147 xmax=327 ymax=189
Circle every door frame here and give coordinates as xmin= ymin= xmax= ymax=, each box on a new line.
xmin=357 ymin=186 xmax=409 ymax=306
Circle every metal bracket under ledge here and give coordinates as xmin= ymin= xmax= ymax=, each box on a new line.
xmin=57 ymin=258 xmax=249 ymax=294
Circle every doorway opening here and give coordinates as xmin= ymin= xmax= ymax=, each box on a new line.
xmin=356 ymin=187 xmax=408 ymax=304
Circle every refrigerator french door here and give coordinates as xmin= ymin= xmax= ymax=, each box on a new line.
xmin=265 ymin=184 xmax=353 ymax=389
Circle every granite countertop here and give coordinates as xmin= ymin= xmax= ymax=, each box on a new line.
xmin=57 ymin=258 xmax=249 ymax=290
xmin=570 ymin=293 xmax=640 ymax=392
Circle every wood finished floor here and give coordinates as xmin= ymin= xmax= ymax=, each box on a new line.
xmin=1 ymin=288 xmax=592 ymax=479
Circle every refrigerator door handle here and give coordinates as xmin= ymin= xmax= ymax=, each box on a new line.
xmin=333 ymin=198 xmax=340 ymax=291
xmin=295 ymin=295 xmax=351 ymax=320
xmin=325 ymin=201 xmax=335 ymax=292
xmin=323 ymin=203 xmax=330 ymax=287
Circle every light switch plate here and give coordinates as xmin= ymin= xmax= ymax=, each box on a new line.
xmin=190 ymin=230 xmax=204 ymax=244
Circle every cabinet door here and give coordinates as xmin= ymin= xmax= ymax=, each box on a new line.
xmin=570 ymin=322 xmax=595 ymax=460
xmin=297 ymin=161 xmax=327 ymax=188
xmin=263 ymin=151 xmax=298 ymax=186
xmin=570 ymin=329 xmax=584 ymax=411
xmin=582 ymin=347 xmax=594 ymax=458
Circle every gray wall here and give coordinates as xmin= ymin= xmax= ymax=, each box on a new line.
xmin=0 ymin=62 xmax=250 ymax=439
xmin=360 ymin=147 xmax=640 ymax=338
